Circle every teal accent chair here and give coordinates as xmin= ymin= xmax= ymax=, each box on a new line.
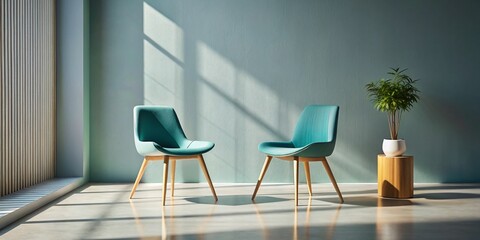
xmin=130 ymin=106 xmax=218 ymax=205
xmin=252 ymin=105 xmax=343 ymax=206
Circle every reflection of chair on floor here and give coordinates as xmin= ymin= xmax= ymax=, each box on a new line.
xmin=254 ymin=197 xmax=342 ymax=240
xmin=252 ymin=105 xmax=344 ymax=206
xmin=129 ymin=106 xmax=218 ymax=206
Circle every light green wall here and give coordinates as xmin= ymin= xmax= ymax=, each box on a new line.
xmin=89 ymin=0 xmax=480 ymax=183
xmin=56 ymin=0 xmax=87 ymax=178
xmin=83 ymin=0 xmax=91 ymax=180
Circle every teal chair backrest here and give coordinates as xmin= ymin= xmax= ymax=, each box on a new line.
xmin=291 ymin=105 xmax=339 ymax=148
xmin=134 ymin=106 xmax=189 ymax=149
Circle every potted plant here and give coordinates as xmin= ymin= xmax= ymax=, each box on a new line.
xmin=366 ymin=68 xmax=420 ymax=157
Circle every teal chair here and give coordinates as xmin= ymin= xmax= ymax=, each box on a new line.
xmin=252 ymin=105 xmax=343 ymax=206
xmin=129 ymin=106 xmax=218 ymax=205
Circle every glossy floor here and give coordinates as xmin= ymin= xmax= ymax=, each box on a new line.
xmin=1 ymin=183 xmax=480 ymax=239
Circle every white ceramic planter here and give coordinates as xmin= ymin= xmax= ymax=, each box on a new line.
xmin=382 ymin=139 xmax=406 ymax=157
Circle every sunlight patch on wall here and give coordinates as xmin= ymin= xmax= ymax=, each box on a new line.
xmin=196 ymin=42 xmax=237 ymax=137
xmin=143 ymin=2 xmax=184 ymax=113
xmin=196 ymin=41 xmax=293 ymax=138
xmin=197 ymin=42 xmax=236 ymax=98
xmin=241 ymin=70 xmax=280 ymax=129
xmin=143 ymin=2 xmax=183 ymax=62
xmin=143 ymin=40 xmax=182 ymax=106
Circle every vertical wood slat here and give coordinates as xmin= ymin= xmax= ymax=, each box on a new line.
xmin=11 ymin=0 xmax=16 ymax=195
xmin=20 ymin=0 xmax=25 ymax=190
xmin=49 ymin=0 xmax=56 ymax=180
xmin=25 ymin=0 xmax=30 ymax=188
xmin=32 ymin=0 xmax=37 ymax=187
xmin=0 ymin=0 xmax=4 ymax=196
xmin=34 ymin=0 xmax=38 ymax=186
xmin=39 ymin=0 xmax=43 ymax=183
xmin=4 ymin=0 xmax=9 ymax=196
xmin=0 ymin=0 xmax=2 ymax=196
xmin=0 ymin=0 xmax=56 ymax=197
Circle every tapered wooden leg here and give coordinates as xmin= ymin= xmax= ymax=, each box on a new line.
xmin=294 ymin=158 xmax=299 ymax=206
xmin=197 ymin=155 xmax=218 ymax=202
xmin=304 ymin=161 xmax=312 ymax=196
xmin=129 ymin=158 xmax=149 ymax=199
xmin=252 ymin=155 xmax=273 ymax=200
xmin=171 ymin=159 xmax=176 ymax=197
xmin=162 ymin=156 xmax=170 ymax=206
xmin=322 ymin=159 xmax=344 ymax=203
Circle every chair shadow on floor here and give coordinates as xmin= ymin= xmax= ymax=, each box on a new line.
xmin=320 ymin=196 xmax=416 ymax=207
xmin=415 ymin=192 xmax=480 ymax=200
xmin=185 ymin=195 xmax=288 ymax=206
xmin=414 ymin=184 xmax=480 ymax=191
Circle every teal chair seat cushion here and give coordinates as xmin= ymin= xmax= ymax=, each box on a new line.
xmin=155 ymin=140 xmax=215 ymax=156
xmin=258 ymin=141 xmax=335 ymax=157
xmin=258 ymin=141 xmax=306 ymax=157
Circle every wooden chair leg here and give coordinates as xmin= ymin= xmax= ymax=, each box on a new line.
xmin=252 ymin=155 xmax=273 ymax=200
xmin=162 ymin=156 xmax=170 ymax=206
xmin=294 ymin=158 xmax=299 ymax=206
xmin=129 ymin=158 xmax=149 ymax=199
xmin=171 ymin=159 xmax=176 ymax=197
xmin=197 ymin=155 xmax=218 ymax=202
xmin=304 ymin=161 xmax=312 ymax=196
xmin=322 ymin=159 xmax=344 ymax=203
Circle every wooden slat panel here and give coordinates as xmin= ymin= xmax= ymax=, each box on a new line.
xmin=0 ymin=0 xmax=56 ymax=197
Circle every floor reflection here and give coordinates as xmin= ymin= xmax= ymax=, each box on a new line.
xmin=128 ymin=200 xmax=146 ymax=237
xmin=5 ymin=184 xmax=480 ymax=240
xmin=253 ymin=197 xmax=343 ymax=240
xmin=129 ymin=198 xmax=217 ymax=240
xmin=375 ymin=197 xmax=413 ymax=240
xmin=129 ymin=196 xmax=345 ymax=240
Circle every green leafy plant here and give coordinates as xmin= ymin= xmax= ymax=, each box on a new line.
xmin=366 ymin=68 xmax=420 ymax=140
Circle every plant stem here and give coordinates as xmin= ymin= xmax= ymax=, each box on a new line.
xmin=387 ymin=112 xmax=393 ymax=139
xmin=396 ymin=111 xmax=401 ymax=139
xmin=387 ymin=111 xmax=400 ymax=140
xmin=392 ymin=110 xmax=397 ymax=139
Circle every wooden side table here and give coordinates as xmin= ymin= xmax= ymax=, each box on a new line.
xmin=377 ymin=154 xmax=414 ymax=198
